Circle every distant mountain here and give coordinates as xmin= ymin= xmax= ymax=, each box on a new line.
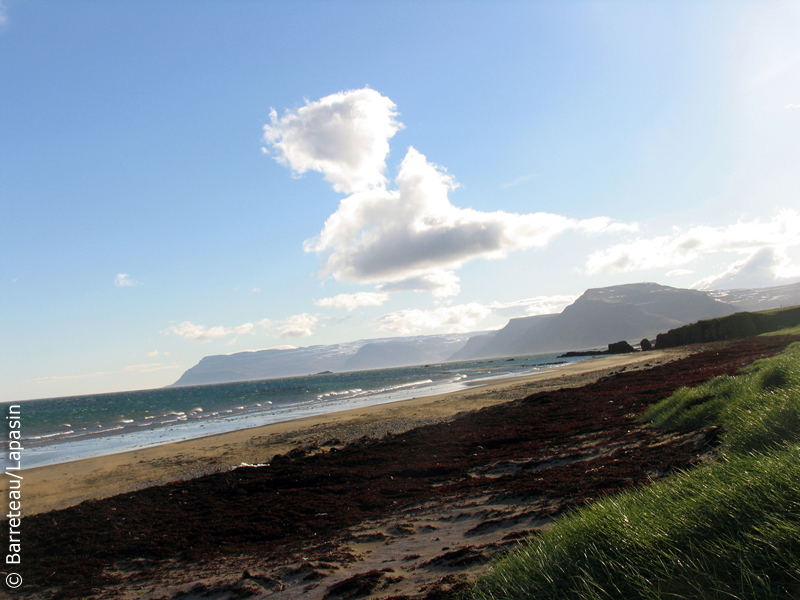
xmin=449 ymin=283 xmax=738 ymax=361
xmin=342 ymin=335 xmax=471 ymax=371
xmin=447 ymin=314 xmax=556 ymax=362
xmin=706 ymin=281 xmax=800 ymax=311
xmin=170 ymin=333 xmax=480 ymax=388
xmin=171 ymin=281 xmax=800 ymax=387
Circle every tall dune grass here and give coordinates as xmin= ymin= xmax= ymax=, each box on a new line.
xmin=467 ymin=341 xmax=800 ymax=600
xmin=646 ymin=342 xmax=800 ymax=453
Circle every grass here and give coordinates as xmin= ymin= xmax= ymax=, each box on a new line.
xmin=646 ymin=342 xmax=800 ymax=454
xmin=466 ymin=340 xmax=800 ymax=600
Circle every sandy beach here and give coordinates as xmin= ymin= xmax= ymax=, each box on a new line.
xmin=23 ymin=350 xmax=688 ymax=516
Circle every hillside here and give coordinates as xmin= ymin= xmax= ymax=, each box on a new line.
xmin=450 ymin=282 xmax=736 ymax=360
xmin=708 ymin=280 xmax=800 ymax=311
xmin=655 ymin=304 xmax=800 ymax=348
xmin=170 ymin=333 xmax=480 ymax=387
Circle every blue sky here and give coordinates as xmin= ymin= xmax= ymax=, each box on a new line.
xmin=2 ymin=1 xmax=800 ymax=401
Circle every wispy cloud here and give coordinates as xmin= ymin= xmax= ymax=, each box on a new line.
xmin=161 ymin=321 xmax=255 ymax=343
xmin=584 ymin=209 xmax=800 ymax=290
xmin=278 ymin=313 xmax=322 ymax=338
xmin=751 ymin=50 xmax=800 ymax=88
xmin=502 ymin=173 xmax=539 ymax=189
xmin=114 ymin=273 xmax=140 ymax=287
xmin=316 ymin=292 xmax=389 ymax=311
xmin=786 ymin=103 xmax=800 ymax=109
xmin=266 ymin=89 xmax=636 ymax=298
xmin=376 ymin=271 xmax=462 ymax=298
xmin=376 ymin=303 xmax=492 ymax=335
xmin=585 ymin=209 xmax=800 ymax=276
xmin=488 ymin=294 xmax=578 ymax=317
xmin=0 ymin=3 xmax=7 ymax=29
xmin=28 ymin=363 xmax=180 ymax=384
xmin=123 ymin=363 xmax=182 ymax=373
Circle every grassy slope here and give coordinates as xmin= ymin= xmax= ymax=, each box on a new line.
xmin=468 ymin=325 xmax=800 ymax=599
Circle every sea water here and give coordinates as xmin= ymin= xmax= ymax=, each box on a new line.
xmin=3 ymin=353 xmax=588 ymax=469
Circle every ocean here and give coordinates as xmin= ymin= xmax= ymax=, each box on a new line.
xmin=4 ymin=353 xmax=588 ymax=469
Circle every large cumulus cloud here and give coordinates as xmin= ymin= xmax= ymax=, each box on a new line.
xmin=266 ymin=88 xmax=635 ymax=298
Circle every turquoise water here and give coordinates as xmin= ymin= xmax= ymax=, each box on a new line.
xmin=2 ymin=353 xmax=584 ymax=468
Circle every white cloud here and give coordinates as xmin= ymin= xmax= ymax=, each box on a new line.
xmin=303 ymin=146 xmax=636 ymax=294
xmin=28 ymin=363 xmax=179 ymax=384
xmin=162 ymin=321 xmax=255 ymax=343
xmin=114 ymin=273 xmax=139 ymax=287
xmin=692 ymin=247 xmax=800 ymax=290
xmin=123 ymin=363 xmax=181 ymax=373
xmin=223 ymin=345 xmax=298 ymax=355
xmin=376 ymin=303 xmax=492 ymax=335
xmin=666 ymin=269 xmax=694 ymax=277
xmin=316 ymin=291 xmax=389 ymax=311
xmin=162 ymin=315 xmax=321 ymax=343
xmin=377 ymin=270 xmax=461 ymax=298
xmin=264 ymin=88 xmax=403 ymax=194
xmin=489 ymin=294 xmax=579 ymax=317
xmin=266 ymin=90 xmax=635 ymax=297
xmin=147 ymin=350 xmax=170 ymax=357
xmin=278 ymin=313 xmax=321 ymax=338
xmin=585 ymin=209 xmax=800 ymax=278
xmin=786 ymin=104 xmax=800 ymax=109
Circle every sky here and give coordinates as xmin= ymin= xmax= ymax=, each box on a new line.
xmin=2 ymin=1 xmax=800 ymax=402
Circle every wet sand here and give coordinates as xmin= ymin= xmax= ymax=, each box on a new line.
xmin=23 ymin=350 xmax=688 ymax=516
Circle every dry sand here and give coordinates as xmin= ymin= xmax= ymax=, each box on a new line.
xmin=21 ymin=349 xmax=692 ymax=517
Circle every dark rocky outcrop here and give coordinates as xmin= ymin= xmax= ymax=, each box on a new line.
xmin=608 ymin=340 xmax=636 ymax=354
xmin=559 ymin=340 xmax=637 ymax=358
xmin=655 ymin=306 xmax=800 ymax=348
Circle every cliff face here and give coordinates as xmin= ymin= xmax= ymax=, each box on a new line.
xmin=342 ymin=336 xmax=470 ymax=371
xmin=170 ymin=333 xmax=480 ymax=387
xmin=450 ymin=283 xmax=737 ymax=360
xmin=448 ymin=315 xmax=556 ymax=361
xmin=655 ymin=306 xmax=800 ymax=348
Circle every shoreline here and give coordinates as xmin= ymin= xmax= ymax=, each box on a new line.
xmin=21 ymin=349 xmax=690 ymax=516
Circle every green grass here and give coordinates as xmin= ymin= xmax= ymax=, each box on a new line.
xmin=466 ymin=339 xmax=800 ymax=600
xmin=645 ymin=342 xmax=800 ymax=454
xmin=765 ymin=324 xmax=800 ymax=336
